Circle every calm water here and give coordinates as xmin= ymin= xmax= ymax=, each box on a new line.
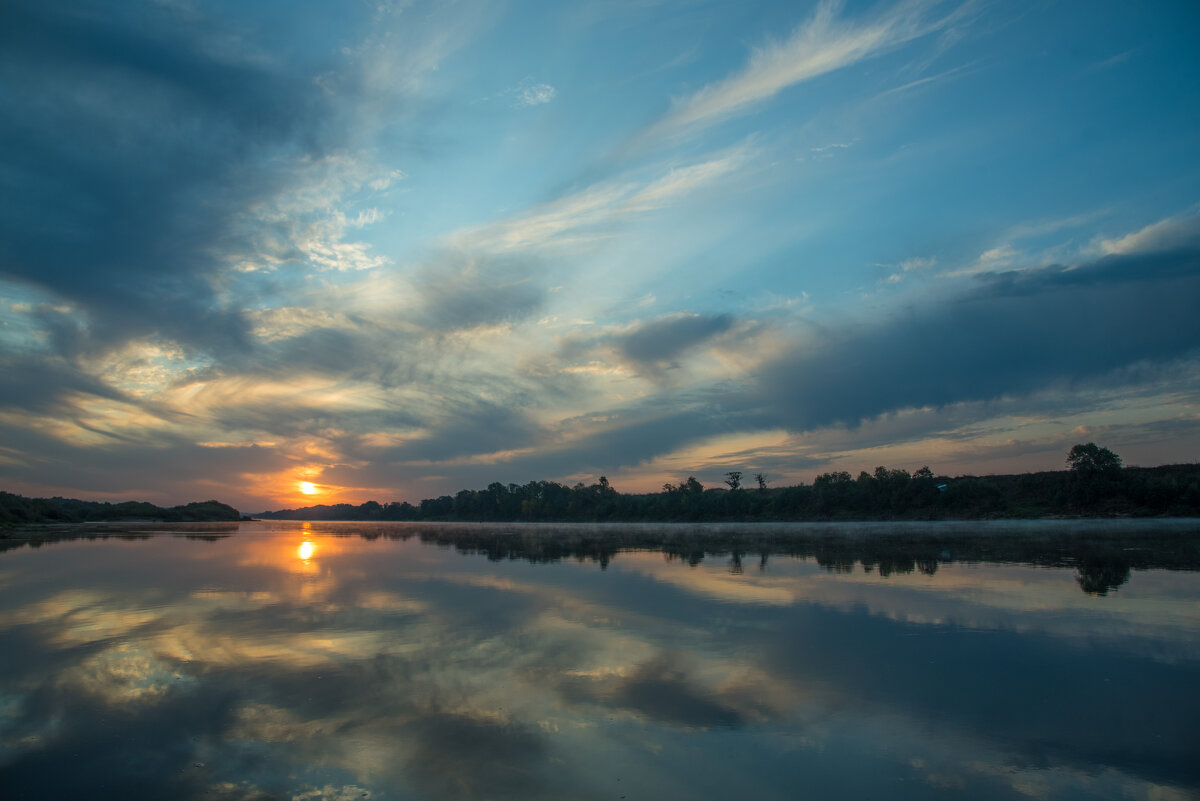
xmin=1 ymin=520 xmax=1198 ymax=801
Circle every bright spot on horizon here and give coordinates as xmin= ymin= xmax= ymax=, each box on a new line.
xmin=299 ymin=481 xmax=318 ymax=495
xmin=298 ymin=541 xmax=315 ymax=561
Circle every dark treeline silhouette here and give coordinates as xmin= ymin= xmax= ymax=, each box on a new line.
xmin=257 ymin=446 xmax=1200 ymax=522
xmin=0 ymin=492 xmax=241 ymax=525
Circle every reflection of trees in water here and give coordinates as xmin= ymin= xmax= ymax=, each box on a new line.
xmin=4 ymin=521 xmax=1196 ymax=596
xmin=381 ymin=523 xmax=1197 ymax=597
xmin=0 ymin=524 xmax=235 ymax=554
xmin=1075 ymin=560 xmax=1132 ymax=596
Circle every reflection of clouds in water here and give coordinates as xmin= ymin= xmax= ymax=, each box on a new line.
xmin=606 ymin=553 xmax=1200 ymax=662
xmin=0 ymin=530 xmax=1197 ymax=801
xmin=554 ymin=651 xmax=795 ymax=729
xmin=0 ymin=588 xmax=165 ymax=645
xmin=402 ymin=712 xmax=548 ymax=800
xmin=290 ymin=785 xmax=374 ymax=801
xmin=61 ymin=643 xmax=188 ymax=703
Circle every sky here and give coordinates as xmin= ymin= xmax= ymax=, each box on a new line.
xmin=1 ymin=0 xmax=1198 ymax=512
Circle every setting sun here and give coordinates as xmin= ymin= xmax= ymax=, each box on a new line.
xmin=299 ymin=482 xmax=318 ymax=495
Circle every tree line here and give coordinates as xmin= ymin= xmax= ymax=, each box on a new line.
xmin=258 ymin=444 xmax=1200 ymax=522
xmin=0 ymin=493 xmax=241 ymax=525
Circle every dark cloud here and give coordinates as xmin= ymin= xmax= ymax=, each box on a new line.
xmin=220 ymin=320 xmax=421 ymax=385
xmin=615 ymin=313 xmax=734 ymax=366
xmin=0 ymin=354 xmax=129 ymax=414
xmin=0 ymin=0 xmax=341 ymax=357
xmin=350 ymin=397 xmax=540 ymax=464
xmin=560 ymin=313 xmax=736 ymax=375
xmin=757 ymin=249 xmax=1200 ymax=431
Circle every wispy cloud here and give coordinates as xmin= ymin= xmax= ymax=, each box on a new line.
xmin=940 ymin=211 xmax=1110 ymax=279
xmin=874 ymin=58 xmax=980 ymax=98
xmin=454 ymin=143 xmax=755 ymax=253
xmin=881 ymin=256 xmax=936 ymax=283
xmin=644 ymin=0 xmax=947 ymax=140
xmin=512 ymin=79 xmax=557 ymax=107
xmin=1087 ymin=48 xmax=1135 ymax=72
xmin=1096 ymin=209 xmax=1200 ymax=256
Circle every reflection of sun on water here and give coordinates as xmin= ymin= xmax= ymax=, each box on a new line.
xmin=299 ymin=482 xmax=318 ymax=495
xmin=298 ymin=541 xmax=315 ymax=561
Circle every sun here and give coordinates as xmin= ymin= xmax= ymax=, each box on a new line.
xmin=298 ymin=481 xmax=319 ymax=495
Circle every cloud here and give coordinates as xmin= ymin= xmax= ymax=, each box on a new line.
xmin=645 ymin=0 xmax=945 ymax=139
xmin=0 ymin=1 xmax=414 ymax=367
xmin=756 ymin=248 xmax=1200 ymax=432
xmin=492 ymin=393 xmax=769 ymax=480
xmin=873 ymin=58 xmax=979 ymax=97
xmin=1088 ymin=49 xmax=1135 ymax=72
xmin=379 ymin=398 xmax=541 ymax=464
xmin=572 ymin=312 xmax=737 ymax=373
xmin=882 ymin=256 xmax=937 ymax=283
xmin=414 ymin=252 xmax=546 ymax=332
xmin=0 ymin=418 xmax=290 ymax=505
xmin=455 ymin=144 xmax=753 ymax=253
xmin=512 ymin=79 xmax=557 ymax=107
xmin=0 ymin=2 xmax=350 ymax=357
xmin=0 ymin=354 xmax=130 ymax=415
xmin=1097 ymin=209 xmax=1200 ymax=256
xmin=617 ymin=313 xmax=735 ymax=365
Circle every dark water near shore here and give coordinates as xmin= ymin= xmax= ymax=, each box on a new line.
xmin=1 ymin=520 xmax=1198 ymax=800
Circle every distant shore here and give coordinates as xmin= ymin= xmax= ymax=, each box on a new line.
xmin=0 ymin=492 xmax=241 ymax=527
xmin=256 ymin=461 xmax=1200 ymax=523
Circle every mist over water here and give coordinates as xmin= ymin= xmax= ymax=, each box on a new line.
xmin=0 ymin=521 xmax=1198 ymax=800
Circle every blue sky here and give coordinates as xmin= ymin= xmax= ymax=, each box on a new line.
xmin=1 ymin=0 xmax=1198 ymax=510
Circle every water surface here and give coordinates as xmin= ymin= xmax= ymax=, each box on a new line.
xmin=1 ymin=520 xmax=1198 ymax=800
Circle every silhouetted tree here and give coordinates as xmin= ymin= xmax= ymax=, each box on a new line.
xmin=1066 ymin=443 xmax=1126 ymax=511
xmin=1067 ymin=443 xmax=1123 ymax=477
xmin=724 ymin=471 xmax=742 ymax=491
xmin=755 ymin=473 xmax=768 ymax=491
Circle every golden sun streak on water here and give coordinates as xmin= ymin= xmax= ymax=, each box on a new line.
xmin=298 ymin=541 xmax=315 ymax=561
